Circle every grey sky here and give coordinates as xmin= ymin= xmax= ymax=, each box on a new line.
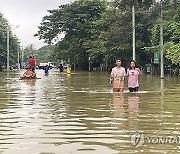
xmin=0 ymin=0 xmax=72 ymax=49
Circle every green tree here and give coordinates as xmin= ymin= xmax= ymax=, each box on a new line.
xmin=150 ymin=2 xmax=180 ymax=66
xmin=36 ymin=0 xmax=180 ymax=72
xmin=0 ymin=12 xmax=19 ymax=69
xmin=164 ymin=42 xmax=180 ymax=65
xmin=36 ymin=45 xmax=56 ymax=63
xmin=35 ymin=0 xmax=107 ymax=70
xmin=98 ymin=0 xmax=157 ymax=68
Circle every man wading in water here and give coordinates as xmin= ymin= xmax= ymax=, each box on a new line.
xmin=110 ymin=58 xmax=126 ymax=92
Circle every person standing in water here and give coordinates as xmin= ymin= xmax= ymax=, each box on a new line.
xmin=110 ymin=58 xmax=126 ymax=92
xmin=127 ymin=60 xmax=141 ymax=92
xmin=59 ymin=64 xmax=64 ymax=74
xmin=66 ymin=65 xmax=71 ymax=74
xmin=44 ymin=65 xmax=49 ymax=76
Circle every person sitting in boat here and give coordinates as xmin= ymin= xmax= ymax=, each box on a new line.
xmin=21 ymin=67 xmax=32 ymax=79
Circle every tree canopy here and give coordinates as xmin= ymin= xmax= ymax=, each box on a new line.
xmin=0 ymin=12 xmax=19 ymax=68
xmin=35 ymin=0 xmax=180 ymax=71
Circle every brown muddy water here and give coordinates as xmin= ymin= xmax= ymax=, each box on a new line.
xmin=0 ymin=69 xmax=179 ymax=154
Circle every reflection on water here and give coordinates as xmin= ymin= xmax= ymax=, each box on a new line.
xmin=0 ymin=70 xmax=180 ymax=154
xmin=128 ymin=96 xmax=139 ymax=131
xmin=112 ymin=93 xmax=124 ymax=118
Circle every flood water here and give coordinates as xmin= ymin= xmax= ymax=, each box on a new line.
xmin=0 ymin=69 xmax=179 ymax=154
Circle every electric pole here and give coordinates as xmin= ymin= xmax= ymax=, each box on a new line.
xmin=160 ymin=1 xmax=164 ymax=79
xmin=132 ymin=5 xmax=136 ymax=61
xmin=7 ymin=27 xmax=10 ymax=71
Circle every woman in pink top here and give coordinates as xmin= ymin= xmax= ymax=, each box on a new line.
xmin=110 ymin=58 xmax=126 ymax=92
xmin=127 ymin=60 xmax=141 ymax=92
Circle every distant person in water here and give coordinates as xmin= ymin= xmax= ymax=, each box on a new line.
xmin=127 ymin=60 xmax=141 ymax=92
xmin=66 ymin=65 xmax=71 ymax=74
xmin=44 ymin=65 xmax=49 ymax=76
xmin=110 ymin=58 xmax=126 ymax=92
xmin=59 ymin=64 xmax=64 ymax=74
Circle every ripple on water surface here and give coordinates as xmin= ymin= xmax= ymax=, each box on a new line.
xmin=0 ymin=71 xmax=179 ymax=153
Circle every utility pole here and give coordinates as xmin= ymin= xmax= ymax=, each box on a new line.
xmin=160 ymin=1 xmax=164 ymax=79
xmin=7 ymin=27 xmax=10 ymax=71
xmin=88 ymin=56 xmax=91 ymax=72
xmin=21 ymin=46 xmax=24 ymax=65
xmin=74 ymin=52 xmax=76 ymax=71
xmin=17 ymin=42 xmax=20 ymax=70
xmin=132 ymin=5 xmax=136 ymax=61
xmin=5 ymin=25 xmax=19 ymax=71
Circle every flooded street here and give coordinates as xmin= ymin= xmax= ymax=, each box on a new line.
xmin=0 ymin=69 xmax=179 ymax=154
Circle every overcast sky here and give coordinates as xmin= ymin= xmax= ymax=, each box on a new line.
xmin=0 ymin=0 xmax=73 ymax=49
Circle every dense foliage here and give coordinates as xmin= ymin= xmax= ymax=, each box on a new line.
xmin=35 ymin=0 xmax=180 ymax=72
xmin=0 ymin=13 xmax=19 ymax=69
